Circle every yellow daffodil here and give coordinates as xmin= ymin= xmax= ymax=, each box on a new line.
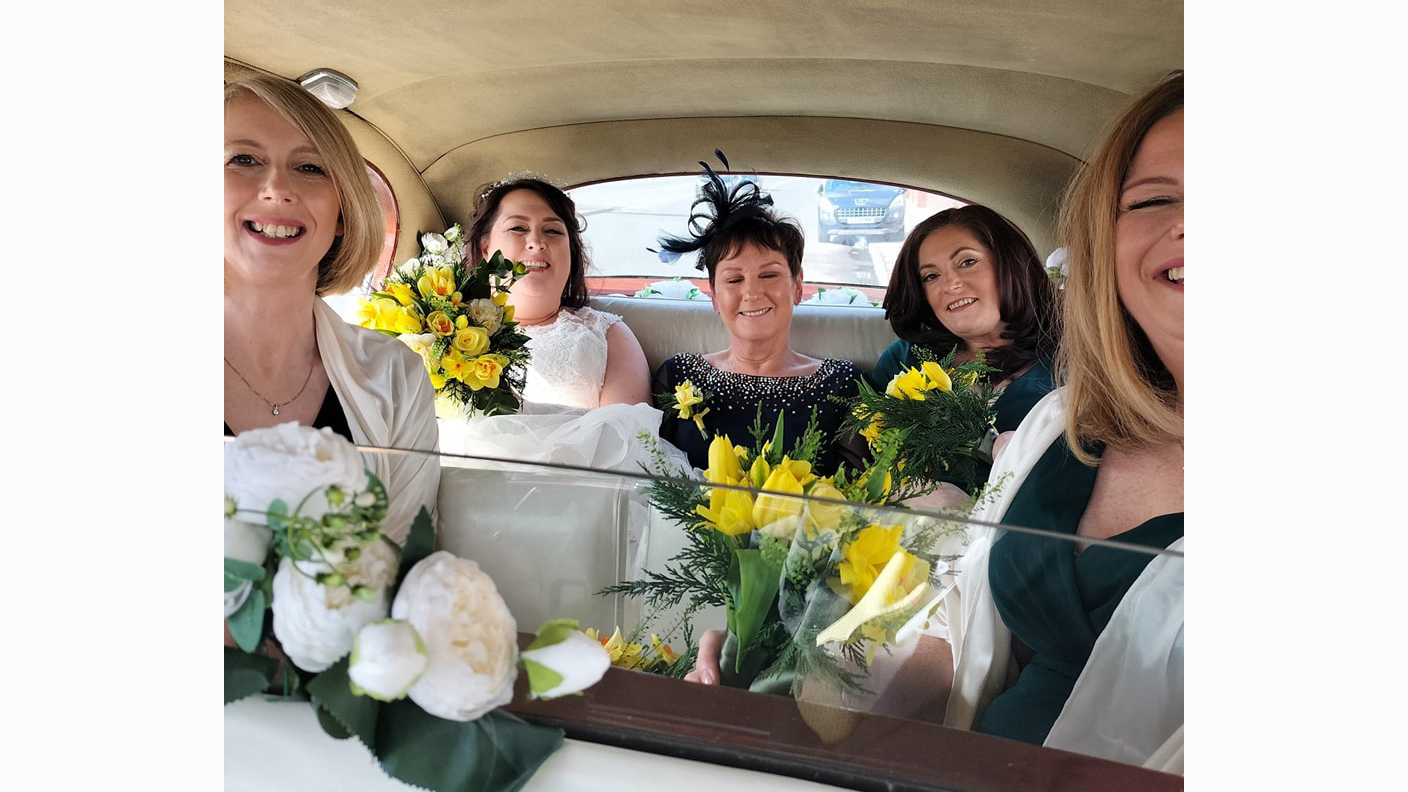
xmin=416 ymin=266 xmax=456 ymax=300
xmin=452 ymin=325 xmax=490 ymax=357
xmin=650 ymin=634 xmax=681 ymax=667
xmin=859 ymin=413 xmax=885 ymax=448
xmin=919 ymin=361 xmax=952 ymax=393
xmin=428 ymin=370 xmax=446 ymax=389
xmin=695 ymin=487 xmax=756 ymax=537
xmin=752 ymin=462 xmax=807 ymax=539
xmin=439 ymin=348 xmax=468 ymax=382
xmin=462 ymin=354 xmax=508 ymax=390
xmin=885 ymin=368 xmax=930 ymax=400
xmin=703 ymin=433 xmax=743 ymax=485
xmin=674 ymin=381 xmax=705 ymax=417
xmin=392 ymin=307 xmax=424 ymax=335
xmin=586 ymin=627 xmax=648 ymax=669
xmin=836 ymin=523 xmax=905 ymax=604
xmin=425 ymin=310 xmax=455 ymax=337
xmin=386 ymin=281 xmax=417 ymax=307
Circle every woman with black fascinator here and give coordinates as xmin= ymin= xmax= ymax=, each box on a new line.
xmin=652 ymin=153 xmax=868 ymax=477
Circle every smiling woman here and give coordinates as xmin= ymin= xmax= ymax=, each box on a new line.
xmin=651 ymin=161 xmax=869 ymax=477
xmin=222 ymin=73 xmax=440 ymax=544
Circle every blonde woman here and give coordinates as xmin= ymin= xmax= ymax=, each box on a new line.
xmin=925 ymin=70 xmax=1184 ymax=769
xmin=224 ymin=73 xmax=439 ymax=543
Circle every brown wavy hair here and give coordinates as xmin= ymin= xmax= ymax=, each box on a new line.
xmin=883 ymin=204 xmax=1059 ymax=382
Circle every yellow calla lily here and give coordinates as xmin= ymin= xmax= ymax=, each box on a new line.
xmin=816 ymin=551 xmax=934 ymax=658
xmin=885 ymin=368 xmax=929 ymax=400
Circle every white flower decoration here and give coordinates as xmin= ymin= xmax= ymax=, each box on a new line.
xmin=392 ymin=551 xmax=518 ymax=722
xmin=520 ymin=620 xmax=610 ymax=700
xmin=349 ymin=619 xmax=429 ymax=702
xmin=466 ymin=298 xmax=503 ymax=335
xmin=271 ymin=539 xmax=399 ymax=673
xmin=224 ymin=423 xmax=368 ymax=527
xmin=421 ymin=232 xmax=449 ymax=253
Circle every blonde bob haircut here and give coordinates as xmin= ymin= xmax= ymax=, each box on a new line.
xmin=224 ymin=73 xmax=383 ymax=296
xmin=1056 ymin=71 xmax=1183 ymax=466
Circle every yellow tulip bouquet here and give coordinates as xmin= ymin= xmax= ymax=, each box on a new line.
xmin=607 ymin=410 xmax=966 ymax=697
xmin=843 ymin=351 xmax=1001 ymax=498
xmin=357 ymin=224 xmax=532 ymax=417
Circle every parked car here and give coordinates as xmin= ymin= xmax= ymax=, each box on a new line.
xmin=816 ymin=179 xmax=906 ymax=244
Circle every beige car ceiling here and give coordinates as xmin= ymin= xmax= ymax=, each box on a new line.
xmin=225 ymin=0 xmax=1183 ymax=260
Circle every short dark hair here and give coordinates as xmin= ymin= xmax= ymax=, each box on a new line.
xmin=882 ymin=204 xmax=1059 ymax=381
xmin=468 ymin=178 xmax=590 ymax=309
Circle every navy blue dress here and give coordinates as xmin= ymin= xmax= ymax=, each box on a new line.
xmin=652 ymin=353 xmax=868 ymax=477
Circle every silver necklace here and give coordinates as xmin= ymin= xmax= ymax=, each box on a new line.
xmin=224 ymin=355 xmax=315 ymax=416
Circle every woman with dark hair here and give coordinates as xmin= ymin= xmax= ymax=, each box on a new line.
xmin=874 ymin=204 xmax=1060 ymax=433
xmin=652 ymin=157 xmax=867 ymax=476
xmin=467 ymin=175 xmax=651 ymax=409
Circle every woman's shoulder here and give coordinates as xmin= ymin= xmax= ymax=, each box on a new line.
xmin=566 ymin=305 xmax=622 ymax=333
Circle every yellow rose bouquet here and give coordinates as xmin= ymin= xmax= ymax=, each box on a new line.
xmin=842 ymin=351 xmax=1000 ymax=498
xmin=605 ymin=410 xmax=965 ymax=697
xmin=357 ymin=224 xmax=532 ymax=417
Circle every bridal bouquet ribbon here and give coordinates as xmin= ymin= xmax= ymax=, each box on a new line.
xmin=842 ymin=351 xmax=1000 ymax=498
xmin=358 ymin=224 xmax=532 ymax=418
xmin=224 ymin=424 xmax=609 ymax=792
xmin=607 ymin=410 xmax=968 ymax=697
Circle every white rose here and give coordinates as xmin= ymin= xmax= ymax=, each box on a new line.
xmin=349 ymin=619 xmax=429 ymax=702
xmin=271 ymin=539 xmax=399 ymax=673
xmin=399 ymin=332 xmax=440 ymax=363
xmin=396 ymin=257 xmax=421 ymax=277
xmin=520 ymin=620 xmax=610 ymax=700
xmin=466 ymin=299 xmax=503 ymax=335
xmin=421 ymin=232 xmax=449 ymax=253
xmin=224 ymin=423 xmax=368 ymax=526
xmin=444 ymin=225 xmax=462 ymax=243
xmin=392 ymin=551 xmax=518 ymax=721
xmin=224 ymin=517 xmax=274 ymax=618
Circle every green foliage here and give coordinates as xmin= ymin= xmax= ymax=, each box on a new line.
xmin=224 ymin=648 xmax=280 ymax=704
xmin=839 ymin=350 xmax=999 ymax=497
xmin=227 ymin=588 xmax=266 ymax=653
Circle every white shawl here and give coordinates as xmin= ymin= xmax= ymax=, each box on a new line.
xmin=315 ymin=299 xmax=440 ymax=544
xmin=932 ymin=388 xmax=1184 ymax=772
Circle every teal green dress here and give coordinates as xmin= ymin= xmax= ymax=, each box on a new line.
xmin=976 ymin=439 xmax=1184 ymax=745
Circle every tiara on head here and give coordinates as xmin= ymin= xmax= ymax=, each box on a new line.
xmin=477 ymin=170 xmax=568 ymax=203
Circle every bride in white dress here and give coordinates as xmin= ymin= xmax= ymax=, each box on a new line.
xmin=435 ymin=175 xmax=684 ymax=473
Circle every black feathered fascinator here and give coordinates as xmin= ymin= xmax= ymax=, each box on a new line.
xmin=652 ymin=150 xmax=773 ymax=271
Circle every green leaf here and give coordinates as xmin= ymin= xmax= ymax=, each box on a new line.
xmin=228 ymin=588 xmax=266 ymax=653
xmin=307 ymin=656 xmax=382 ymax=749
xmin=375 ymin=703 xmax=563 ymax=792
xmin=316 ymin=704 xmax=354 ymax=740
xmin=224 ymin=647 xmax=279 ymax=703
xmin=524 ymin=618 xmax=579 ymax=651
xmin=725 ymin=548 xmax=783 ymax=671
xmin=397 ymin=507 xmax=436 ymax=585
xmin=224 ymin=558 xmax=265 ymax=591
xmin=520 ymin=657 xmax=565 ymax=697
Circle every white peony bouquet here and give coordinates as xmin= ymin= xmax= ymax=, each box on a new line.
xmin=224 ymin=423 xmax=610 ymax=792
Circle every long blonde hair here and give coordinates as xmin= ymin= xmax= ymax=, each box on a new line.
xmin=1056 ymin=71 xmax=1183 ymax=465
xmin=224 ymin=74 xmax=383 ymax=296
